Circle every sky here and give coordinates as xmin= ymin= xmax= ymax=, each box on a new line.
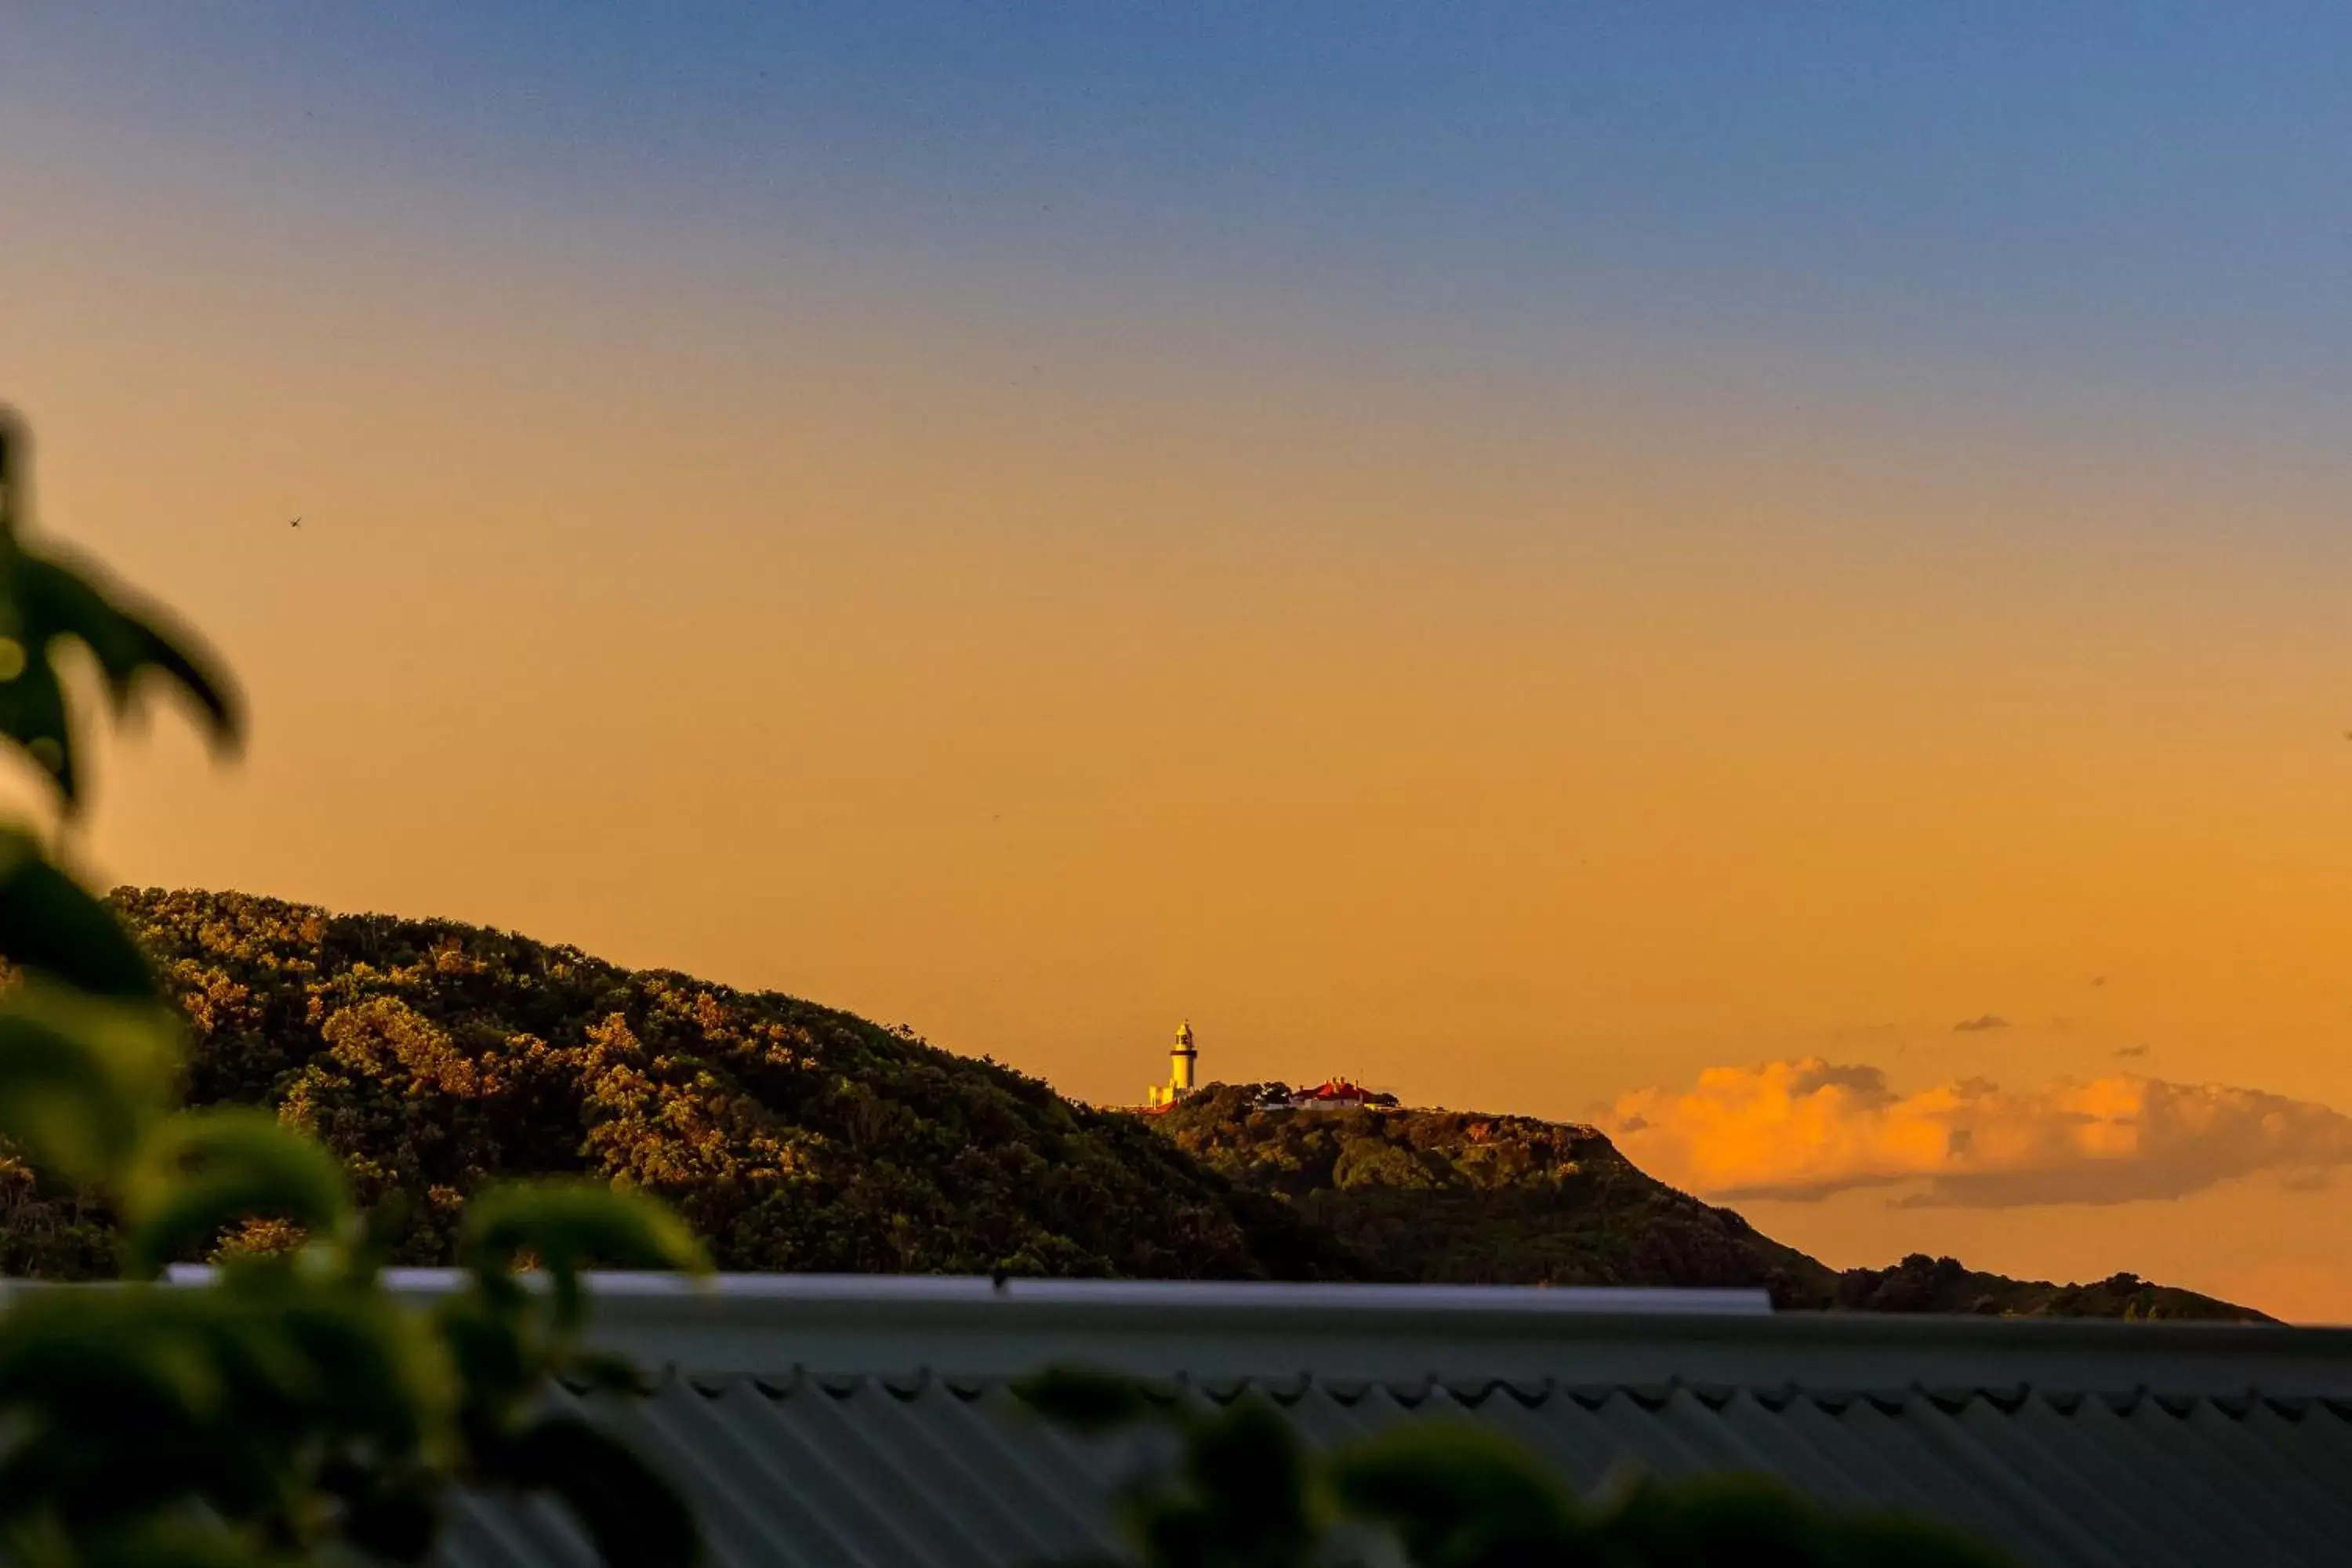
xmin=3 ymin=5 xmax=2350 ymax=1319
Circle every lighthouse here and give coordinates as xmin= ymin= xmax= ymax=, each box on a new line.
xmin=1146 ymin=1021 xmax=1198 ymax=1109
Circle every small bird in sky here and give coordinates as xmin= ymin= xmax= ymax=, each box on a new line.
xmin=289 ymin=517 xmax=301 ymax=528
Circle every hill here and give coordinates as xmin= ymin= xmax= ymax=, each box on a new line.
xmin=0 ymin=888 xmax=2262 ymax=1321
xmin=2 ymin=888 xmax=1359 ymax=1281
xmin=1153 ymin=1083 xmax=2266 ymax=1320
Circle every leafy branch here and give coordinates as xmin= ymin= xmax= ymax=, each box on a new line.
xmin=0 ymin=405 xmax=710 ymax=1567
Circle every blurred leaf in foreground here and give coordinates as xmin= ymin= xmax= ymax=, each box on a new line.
xmin=0 ymin=405 xmax=705 ymax=1566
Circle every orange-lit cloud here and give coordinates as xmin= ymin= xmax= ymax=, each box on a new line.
xmin=1609 ymin=1059 xmax=2352 ymax=1207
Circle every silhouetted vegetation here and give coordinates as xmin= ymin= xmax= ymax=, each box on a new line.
xmin=53 ymin=889 xmax=1360 ymax=1286
xmin=1159 ymin=1083 xmax=2266 ymax=1319
xmin=1828 ymin=1253 xmax=2252 ymax=1320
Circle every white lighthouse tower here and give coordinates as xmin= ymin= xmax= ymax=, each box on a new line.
xmin=1147 ymin=1021 xmax=1198 ymax=1109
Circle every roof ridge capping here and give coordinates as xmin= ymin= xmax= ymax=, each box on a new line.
xmin=163 ymin=1270 xmax=1777 ymax=1316
xmin=134 ymin=1271 xmax=2352 ymax=1399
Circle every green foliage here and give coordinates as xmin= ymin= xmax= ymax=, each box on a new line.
xmin=70 ymin=891 xmax=1364 ymax=1286
xmin=119 ymin=1109 xmax=357 ymax=1279
xmin=0 ymin=416 xmax=239 ymax=812
xmin=0 ymin=827 xmax=159 ymax=998
xmin=1017 ymin=1364 xmax=1155 ymax=1432
xmin=0 ymin=406 xmax=710 ymax=1566
xmin=0 ymin=985 xmax=180 ymax=1185
xmin=459 ymin=1180 xmax=706 ymax=1332
xmin=1022 ymin=1370 xmax=2017 ymax=1568
xmin=1327 ymin=1424 xmax=1580 ymax=1563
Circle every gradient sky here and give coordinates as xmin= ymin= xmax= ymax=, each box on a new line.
xmin=5 ymin=5 xmax=2351 ymax=1318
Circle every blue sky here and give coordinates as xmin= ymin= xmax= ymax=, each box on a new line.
xmin=16 ymin=2 xmax=2352 ymax=411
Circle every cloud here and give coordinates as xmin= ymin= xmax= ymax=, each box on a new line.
xmin=1607 ymin=1058 xmax=2352 ymax=1208
xmin=1953 ymin=1014 xmax=2009 ymax=1032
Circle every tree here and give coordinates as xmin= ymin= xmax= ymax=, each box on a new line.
xmin=0 ymin=406 xmax=709 ymax=1566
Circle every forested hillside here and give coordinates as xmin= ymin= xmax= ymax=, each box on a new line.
xmin=0 ymin=888 xmax=2261 ymax=1319
xmin=1156 ymin=1085 xmax=1834 ymax=1298
xmin=1157 ymin=1085 xmax=2266 ymax=1319
xmin=2 ymin=889 xmax=1359 ymax=1280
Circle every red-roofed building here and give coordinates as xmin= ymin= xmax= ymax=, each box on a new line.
xmin=1287 ymin=1078 xmax=1399 ymax=1111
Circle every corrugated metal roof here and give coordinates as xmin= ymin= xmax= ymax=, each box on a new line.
xmin=435 ymin=1372 xmax=2352 ymax=1568
xmin=408 ymin=1279 xmax=2352 ymax=1568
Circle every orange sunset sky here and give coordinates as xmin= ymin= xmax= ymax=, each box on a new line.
xmin=5 ymin=9 xmax=2350 ymax=1318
